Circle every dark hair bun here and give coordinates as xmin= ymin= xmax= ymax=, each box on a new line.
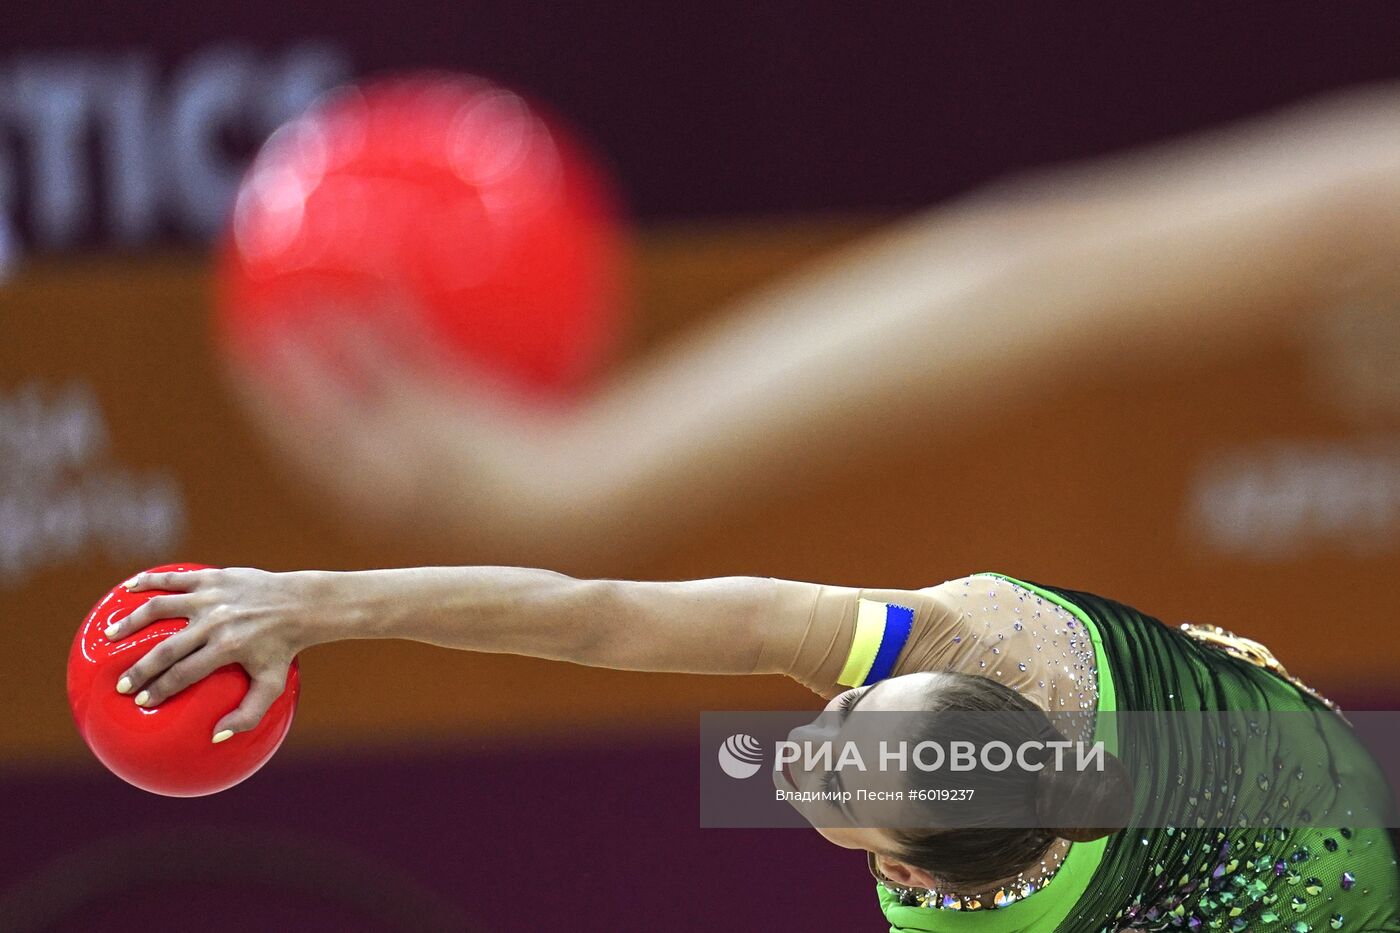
xmin=1033 ymin=743 xmax=1134 ymax=843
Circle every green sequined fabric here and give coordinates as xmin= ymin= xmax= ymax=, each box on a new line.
xmin=1036 ymin=583 xmax=1400 ymax=933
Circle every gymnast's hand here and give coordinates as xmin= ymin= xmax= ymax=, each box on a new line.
xmin=103 ymin=567 xmax=332 ymax=738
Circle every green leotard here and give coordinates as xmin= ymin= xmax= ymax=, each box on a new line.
xmin=876 ymin=574 xmax=1400 ymax=933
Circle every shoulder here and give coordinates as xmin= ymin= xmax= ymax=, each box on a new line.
xmin=916 ymin=573 xmax=1021 ymax=607
xmin=907 ymin=573 xmax=1056 ymax=650
xmin=920 ymin=573 xmax=1048 ymax=602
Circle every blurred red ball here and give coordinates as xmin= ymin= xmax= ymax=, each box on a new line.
xmin=67 ymin=564 xmax=300 ymax=797
xmin=216 ymin=72 xmax=625 ymax=400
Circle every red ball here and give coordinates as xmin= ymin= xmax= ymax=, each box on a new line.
xmin=216 ymin=72 xmax=625 ymax=400
xmin=67 ymin=564 xmax=300 ymax=797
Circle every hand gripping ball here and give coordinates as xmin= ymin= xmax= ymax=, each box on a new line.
xmin=67 ymin=564 xmax=300 ymax=797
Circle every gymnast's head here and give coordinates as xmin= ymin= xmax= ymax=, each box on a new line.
xmin=776 ymin=671 xmax=1132 ymax=893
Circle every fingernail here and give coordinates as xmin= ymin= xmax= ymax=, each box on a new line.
xmin=104 ymin=624 xmax=121 ymax=640
xmin=212 ymin=730 xmax=233 ymax=744
xmin=122 ymin=575 xmax=141 ymax=589
xmin=134 ymin=690 xmax=150 ymax=706
xmin=115 ymin=676 xmax=133 ymax=694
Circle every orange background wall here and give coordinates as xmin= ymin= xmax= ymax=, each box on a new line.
xmin=3 ymin=218 xmax=1397 ymax=768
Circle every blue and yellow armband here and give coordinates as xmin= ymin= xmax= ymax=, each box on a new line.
xmin=836 ymin=600 xmax=916 ymax=687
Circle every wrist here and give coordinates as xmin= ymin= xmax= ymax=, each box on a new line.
xmin=289 ymin=569 xmax=384 ymax=649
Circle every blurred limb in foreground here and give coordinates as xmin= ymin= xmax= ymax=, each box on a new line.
xmin=227 ymin=83 xmax=1400 ymax=565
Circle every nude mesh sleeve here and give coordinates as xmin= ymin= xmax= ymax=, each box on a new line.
xmin=765 ymin=577 xmax=966 ymax=698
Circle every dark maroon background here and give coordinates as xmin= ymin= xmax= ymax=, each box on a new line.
xmin=5 ymin=1 xmax=1400 ymax=222
xmin=1 ymin=741 xmax=876 ymax=931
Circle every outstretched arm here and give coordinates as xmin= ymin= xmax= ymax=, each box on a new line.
xmin=232 ymin=85 xmax=1400 ymax=562
xmin=101 ymin=566 xmax=912 ymax=739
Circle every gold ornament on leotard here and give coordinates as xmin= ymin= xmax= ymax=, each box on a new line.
xmin=1177 ymin=623 xmax=1341 ymax=713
